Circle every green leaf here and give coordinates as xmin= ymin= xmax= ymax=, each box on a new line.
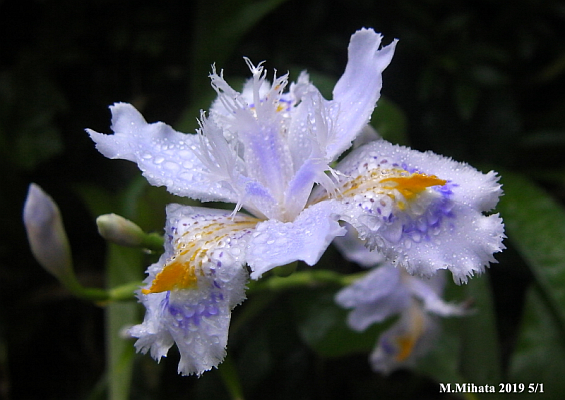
xmin=0 ymin=56 xmax=67 ymax=170
xmin=509 ymin=287 xmax=565 ymax=399
xmin=497 ymin=171 xmax=565 ymax=330
xmin=415 ymin=317 xmax=464 ymax=384
xmin=77 ymin=178 xmax=171 ymax=400
xmin=291 ymin=288 xmax=387 ymax=358
xmin=453 ymin=81 xmax=480 ymax=121
xmin=417 ymin=275 xmax=502 ymax=392
xmin=105 ymin=244 xmax=143 ymax=400
xmin=459 ymin=275 xmax=501 ymax=385
xmin=371 ymin=97 xmax=410 ymax=146
xmin=191 ymin=0 xmax=289 ymax=87
xmin=498 ymin=171 xmax=565 ymax=399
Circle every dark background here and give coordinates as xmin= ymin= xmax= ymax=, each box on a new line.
xmin=2 ymin=0 xmax=565 ymax=399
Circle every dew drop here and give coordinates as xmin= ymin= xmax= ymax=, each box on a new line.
xmin=164 ymin=161 xmax=180 ymax=171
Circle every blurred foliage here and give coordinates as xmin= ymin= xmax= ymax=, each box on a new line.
xmin=2 ymin=0 xmax=565 ymax=399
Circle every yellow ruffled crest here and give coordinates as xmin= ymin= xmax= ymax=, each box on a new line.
xmin=142 ymin=216 xmax=259 ymax=295
xmin=141 ymin=258 xmax=198 ymax=294
xmin=381 ymin=173 xmax=446 ymax=200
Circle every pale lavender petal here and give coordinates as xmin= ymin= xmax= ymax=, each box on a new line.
xmin=406 ymin=273 xmax=468 ymax=316
xmin=332 ymin=223 xmax=385 ymax=268
xmin=87 ymin=103 xmax=239 ymax=203
xmin=23 ymin=183 xmax=72 ymax=277
xmin=370 ymin=303 xmax=438 ymax=374
xmin=335 ymin=265 xmax=410 ymax=331
xmin=328 ymin=28 xmax=397 ymax=159
xmin=332 ymin=139 xmax=505 ymax=283
xmin=129 ymin=204 xmax=254 ymax=376
xmin=247 ymin=201 xmax=346 ymax=279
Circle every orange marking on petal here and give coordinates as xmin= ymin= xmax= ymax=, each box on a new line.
xmin=395 ymin=335 xmax=417 ymax=362
xmin=381 ymin=173 xmax=446 ymax=200
xmin=141 ymin=259 xmax=197 ymax=294
xmin=142 ymin=216 xmax=260 ymax=295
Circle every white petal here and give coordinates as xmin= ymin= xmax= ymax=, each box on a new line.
xmin=87 ymin=103 xmax=239 ymax=203
xmin=370 ymin=302 xmax=438 ymax=374
xmin=129 ymin=204 xmax=255 ymax=376
xmin=212 ymin=66 xmax=293 ymax=182
xmin=335 ymin=265 xmax=410 ymax=331
xmin=406 ymin=273 xmax=468 ymax=317
xmin=332 ymin=140 xmax=505 ymax=283
xmin=328 ymin=28 xmax=397 ymax=159
xmin=332 ymin=223 xmax=385 ymax=268
xmin=247 ymin=200 xmax=346 ymax=279
xmin=128 ymin=291 xmax=175 ymax=360
xmin=286 ymin=77 xmax=326 ymax=168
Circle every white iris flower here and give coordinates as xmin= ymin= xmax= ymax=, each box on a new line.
xmin=337 ymin=265 xmax=466 ymax=374
xmin=335 ymin=229 xmax=467 ymax=373
xmin=87 ymin=28 xmax=503 ymax=376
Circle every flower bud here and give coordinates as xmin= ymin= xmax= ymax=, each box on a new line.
xmin=96 ymin=213 xmax=145 ymax=247
xmin=23 ymin=183 xmax=73 ymax=278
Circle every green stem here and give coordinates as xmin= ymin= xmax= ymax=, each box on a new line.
xmin=247 ymin=269 xmax=366 ymax=295
xmin=58 ymin=271 xmax=141 ymax=304
xmin=108 ymin=281 xmax=143 ymax=302
xmin=140 ymin=232 xmax=165 ymax=252
xmin=58 ymin=271 xmax=109 ymax=302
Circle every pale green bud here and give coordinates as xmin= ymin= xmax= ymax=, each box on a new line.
xmin=96 ymin=213 xmax=164 ymax=251
xmin=96 ymin=213 xmax=145 ymax=247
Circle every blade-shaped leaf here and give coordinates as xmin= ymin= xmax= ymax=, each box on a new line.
xmin=417 ymin=275 xmax=502 ymax=388
xmin=509 ymin=287 xmax=565 ymax=399
xmin=105 ymin=244 xmax=143 ymax=400
xmin=498 ymin=171 xmax=565 ymax=399
xmin=497 ymin=171 xmax=565 ymax=331
xmin=459 ymin=274 xmax=502 ymax=385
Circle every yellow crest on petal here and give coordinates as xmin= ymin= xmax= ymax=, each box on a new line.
xmin=141 ymin=259 xmax=198 ymax=294
xmin=142 ymin=215 xmax=259 ymax=295
xmin=381 ymin=173 xmax=446 ymax=200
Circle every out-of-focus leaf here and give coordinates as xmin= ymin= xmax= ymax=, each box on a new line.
xmin=291 ymin=288 xmax=387 ymax=358
xmin=371 ymin=97 xmax=410 ymax=146
xmin=470 ymin=64 xmax=510 ymax=86
xmin=509 ymin=287 xmax=565 ymax=399
xmin=534 ymin=51 xmax=565 ymax=84
xmin=0 ymin=54 xmax=67 ymax=170
xmin=459 ymin=275 xmax=501 ymax=385
xmin=416 ymin=275 xmax=501 ymax=388
xmin=416 ymin=317 xmax=464 ymax=385
xmin=497 ymin=171 xmax=565 ymax=399
xmin=520 ymin=130 xmax=565 ymax=148
xmin=191 ymin=0 xmax=288 ymax=85
xmin=231 ymin=291 xmax=311 ymax=397
xmin=453 ymin=81 xmax=479 ymax=121
xmin=417 ymin=275 xmax=505 ymax=400
xmin=497 ymin=171 xmax=565 ymax=329
xmin=105 ymin=244 xmax=143 ymax=400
